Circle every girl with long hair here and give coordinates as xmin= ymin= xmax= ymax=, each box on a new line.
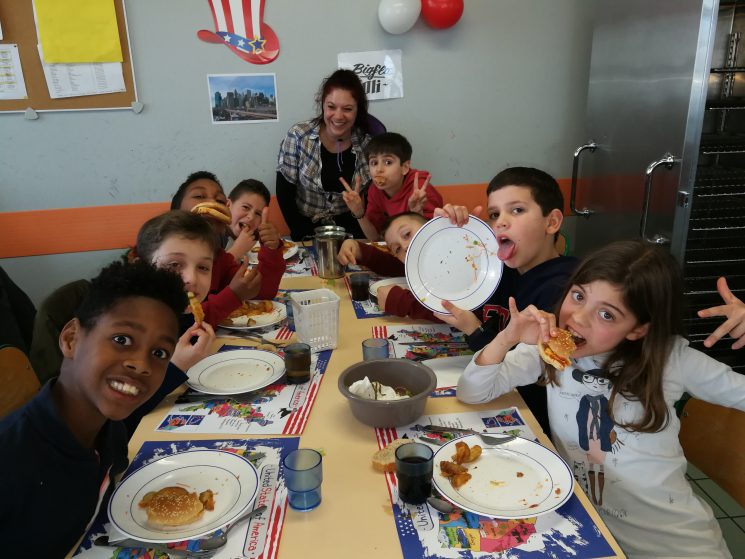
xmin=458 ymin=239 xmax=745 ymax=558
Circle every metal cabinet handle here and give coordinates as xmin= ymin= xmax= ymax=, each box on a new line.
xmin=640 ymin=153 xmax=678 ymax=245
xmin=570 ymin=141 xmax=597 ymax=217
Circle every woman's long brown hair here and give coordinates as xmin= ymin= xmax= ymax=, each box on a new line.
xmin=544 ymin=240 xmax=684 ymax=433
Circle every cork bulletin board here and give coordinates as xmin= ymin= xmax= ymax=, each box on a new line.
xmin=0 ymin=0 xmax=136 ymax=112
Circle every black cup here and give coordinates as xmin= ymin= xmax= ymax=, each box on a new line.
xmin=395 ymin=442 xmax=434 ymax=505
xmin=284 ymin=343 xmax=311 ymax=384
xmin=349 ymin=273 xmax=371 ymax=301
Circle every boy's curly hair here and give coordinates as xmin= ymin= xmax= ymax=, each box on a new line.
xmin=75 ymin=260 xmax=187 ymax=330
xmin=170 ymin=170 xmax=224 ymax=210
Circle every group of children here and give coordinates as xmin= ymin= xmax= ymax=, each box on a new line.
xmin=2 ymin=125 xmax=745 ymax=558
xmin=0 ymin=170 xmax=290 ymax=557
xmin=338 ymin=138 xmax=745 ymax=558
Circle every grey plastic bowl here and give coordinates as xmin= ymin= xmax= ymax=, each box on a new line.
xmin=338 ymin=359 xmax=437 ymax=427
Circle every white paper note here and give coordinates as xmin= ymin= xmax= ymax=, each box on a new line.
xmin=0 ymin=44 xmax=29 ymax=100
xmin=39 ymin=44 xmax=125 ymax=99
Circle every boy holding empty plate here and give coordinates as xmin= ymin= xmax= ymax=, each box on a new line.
xmin=436 ymin=167 xmax=578 ymax=436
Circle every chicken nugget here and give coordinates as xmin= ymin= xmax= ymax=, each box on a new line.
xmin=439 ymin=460 xmax=468 ymax=477
xmin=450 ymin=473 xmax=472 ymax=489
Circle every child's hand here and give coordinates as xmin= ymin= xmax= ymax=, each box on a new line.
xmin=476 ymin=298 xmax=556 ymax=366
xmin=434 ymin=203 xmax=484 ymax=226
xmin=337 ymin=239 xmax=362 ymax=265
xmin=407 ymin=172 xmax=430 ymax=215
xmin=257 ymin=207 xmax=280 ymax=250
xmin=171 ymin=321 xmax=216 ymax=371
xmin=229 ymin=260 xmax=263 ymax=302
xmin=698 ymin=277 xmax=745 ymax=349
xmin=228 ymin=226 xmax=257 ymax=259
xmin=502 ymin=297 xmax=557 ymax=347
xmin=340 ymin=176 xmax=365 ymax=219
xmin=434 ymin=300 xmax=483 ymax=334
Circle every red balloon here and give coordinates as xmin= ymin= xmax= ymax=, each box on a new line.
xmin=421 ymin=0 xmax=463 ymax=29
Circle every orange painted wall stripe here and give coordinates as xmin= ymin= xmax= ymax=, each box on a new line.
xmin=0 ymin=181 xmax=572 ymax=259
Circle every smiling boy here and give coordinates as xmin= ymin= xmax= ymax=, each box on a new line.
xmin=341 ymin=132 xmax=443 ymax=241
xmin=225 ymin=179 xmax=284 ymax=264
xmin=0 ymin=261 xmax=186 ymax=558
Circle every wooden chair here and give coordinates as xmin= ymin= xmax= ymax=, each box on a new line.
xmin=0 ymin=346 xmax=40 ymax=417
xmin=679 ymin=397 xmax=745 ymax=507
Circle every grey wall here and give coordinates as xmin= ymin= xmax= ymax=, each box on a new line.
xmin=1 ymin=0 xmax=593 ymax=304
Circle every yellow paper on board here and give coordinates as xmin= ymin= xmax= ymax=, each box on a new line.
xmin=34 ymin=0 xmax=123 ymax=63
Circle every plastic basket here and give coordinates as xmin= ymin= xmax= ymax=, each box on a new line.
xmin=289 ymin=288 xmax=340 ymax=350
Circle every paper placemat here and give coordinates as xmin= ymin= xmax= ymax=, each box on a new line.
xmin=375 ymin=409 xmax=616 ymax=558
xmin=74 ymin=437 xmax=298 ymax=559
xmin=156 ymin=345 xmax=331 ymax=435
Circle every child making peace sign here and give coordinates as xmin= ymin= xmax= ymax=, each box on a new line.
xmin=341 ymin=132 xmax=443 ymax=240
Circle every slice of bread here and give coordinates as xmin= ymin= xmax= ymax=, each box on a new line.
xmin=372 ymin=439 xmax=414 ymax=473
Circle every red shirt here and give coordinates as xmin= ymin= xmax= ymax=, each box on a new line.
xmin=203 ymin=245 xmax=286 ymax=326
xmin=365 ymin=169 xmax=443 ymax=234
xmin=357 ymin=242 xmax=439 ymax=322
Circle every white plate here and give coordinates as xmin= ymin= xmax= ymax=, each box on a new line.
xmin=108 ymin=450 xmax=259 ymax=543
xmin=404 ymin=216 xmax=502 ymax=314
xmin=432 ymin=434 xmax=573 ymax=518
xmin=186 ymin=349 xmax=285 ymax=395
xmin=369 ymin=277 xmax=408 ymax=303
xmin=247 ymin=241 xmax=298 ymax=264
xmin=421 ymin=355 xmax=472 ymax=389
xmin=219 ymin=300 xmax=286 ymax=331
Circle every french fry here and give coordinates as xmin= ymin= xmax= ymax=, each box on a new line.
xmin=187 ymin=291 xmax=204 ymax=324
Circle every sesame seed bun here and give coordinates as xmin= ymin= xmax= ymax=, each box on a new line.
xmin=538 ymin=328 xmax=576 ymax=370
xmin=192 ymin=201 xmax=231 ymax=225
xmin=139 ymin=486 xmax=205 ymax=527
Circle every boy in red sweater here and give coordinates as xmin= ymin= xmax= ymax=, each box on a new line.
xmin=340 ymin=132 xmax=443 ymax=241
xmin=337 ymin=212 xmax=437 ymax=320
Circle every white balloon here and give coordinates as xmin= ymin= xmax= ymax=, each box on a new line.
xmin=378 ymin=0 xmax=420 ymax=35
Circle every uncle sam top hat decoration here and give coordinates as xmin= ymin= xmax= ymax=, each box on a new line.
xmin=197 ymin=0 xmax=280 ymax=64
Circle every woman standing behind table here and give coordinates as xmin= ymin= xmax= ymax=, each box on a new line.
xmin=276 ymin=69 xmax=373 ymax=240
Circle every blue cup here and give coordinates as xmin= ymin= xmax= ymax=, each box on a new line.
xmin=283 ymin=449 xmax=323 ymax=511
xmin=362 ymin=338 xmax=389 ymax=361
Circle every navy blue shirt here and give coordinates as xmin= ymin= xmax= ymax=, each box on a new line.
xmin=466 ymin=255 xmax=579 ymax=436
xmin=0 ymin=380 xmax=128 ymax=558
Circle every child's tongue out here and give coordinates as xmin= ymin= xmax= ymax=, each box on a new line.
xmin=497 ymin=238 xmax=515 ymax=261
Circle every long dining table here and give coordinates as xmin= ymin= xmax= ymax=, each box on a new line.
xmin=92 ymin=268 xmax=626 ymax=559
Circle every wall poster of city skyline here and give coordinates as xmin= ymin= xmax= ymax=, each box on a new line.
xmin=207 ymin=73 xmax=278 ymax=124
